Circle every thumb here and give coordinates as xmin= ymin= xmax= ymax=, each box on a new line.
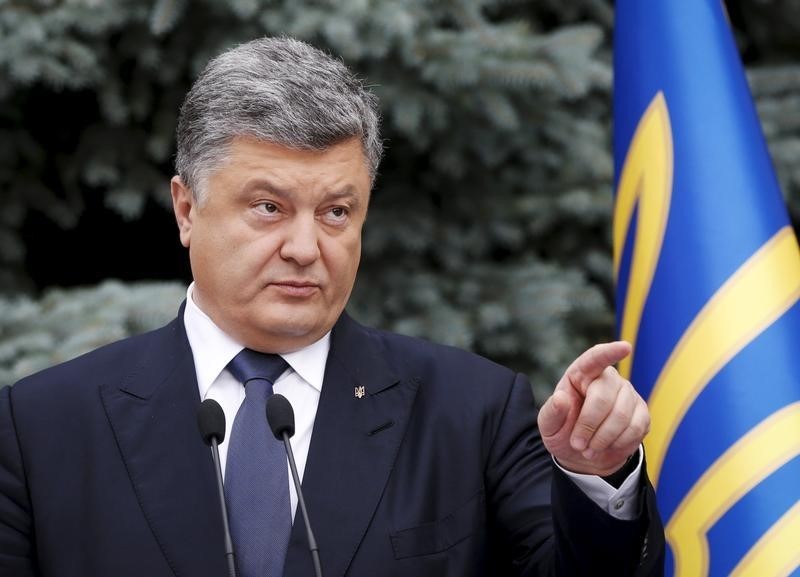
xmin=537 ymin=389 xmax=572 ymax=440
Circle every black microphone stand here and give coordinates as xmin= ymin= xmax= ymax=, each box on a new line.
xmin=267 ymin=393 xmax=322 ymax=577
xmin=209 ymin=436 xmax=238 ymax=577
xmin=279 ymin=430 xmax=323 ymax=577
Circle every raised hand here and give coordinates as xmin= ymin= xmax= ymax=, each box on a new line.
xmin=537 ymin=342 xmax=649 ymax=476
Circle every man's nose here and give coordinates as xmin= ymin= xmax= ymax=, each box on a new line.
xmin=279 ymin=216 xmax=321 ymax=266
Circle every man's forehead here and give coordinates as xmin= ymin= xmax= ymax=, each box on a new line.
xmin=220 ymin=136 xmax=367 ymax=170
xmin=208 ymin=136 xmax=371 ymax=199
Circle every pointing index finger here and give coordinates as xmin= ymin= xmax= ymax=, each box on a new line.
xmin=562 ymin=341 xmax=632 ymax=396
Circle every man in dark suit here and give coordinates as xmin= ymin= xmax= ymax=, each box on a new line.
xmin=0 ymin=37 xmax=664 ymax=576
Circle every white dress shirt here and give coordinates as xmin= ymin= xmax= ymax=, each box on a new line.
xmin=184 ymin=284 xmax=326 ymax=519
xmin=182 ymin=283 xmax=641 ymax=522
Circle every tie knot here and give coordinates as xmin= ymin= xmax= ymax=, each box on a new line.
xmin=228 ymin=349 xmax=289 ymax=398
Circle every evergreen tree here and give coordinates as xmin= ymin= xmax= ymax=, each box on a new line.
xmin=1 ymin=0 xmax=798 ymax=395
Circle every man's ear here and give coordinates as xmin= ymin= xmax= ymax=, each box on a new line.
xmin=171 ymin=175 xmax=195 ymax=248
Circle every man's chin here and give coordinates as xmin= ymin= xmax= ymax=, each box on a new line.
xmin=252 ymin=311 xmax=332 ymax=346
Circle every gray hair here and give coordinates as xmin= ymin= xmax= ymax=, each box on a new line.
xmin=175 ymin=37 xmax=382 ymax=200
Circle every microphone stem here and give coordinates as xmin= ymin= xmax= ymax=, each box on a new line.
xmin=281 ymin=432 xmax=323 ymax=577
xmin=211 ymin=438 xmax=238 ymax=577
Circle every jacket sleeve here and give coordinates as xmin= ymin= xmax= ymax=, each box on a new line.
xmin=484 ymin=372 xmax=665 ymax=577
xmin=0 ymin=385 xmax=38 ymax=577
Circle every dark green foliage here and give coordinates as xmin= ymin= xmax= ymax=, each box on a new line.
xmin=1 ymin=0 xmax=798 ymax=396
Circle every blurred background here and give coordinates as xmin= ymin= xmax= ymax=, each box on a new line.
xmin=1 ymin=0 xmax=799 ymax=398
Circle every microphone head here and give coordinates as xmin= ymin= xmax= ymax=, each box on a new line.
xmin=197 ymin=399 xmax=226 ymax=446
xmin=266 ymin=394 xmax=295 ymax=440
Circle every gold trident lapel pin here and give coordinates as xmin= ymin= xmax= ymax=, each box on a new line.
xmin=354 ymin=385 xmax=365 ymax=399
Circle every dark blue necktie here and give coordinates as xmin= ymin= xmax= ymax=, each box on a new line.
xmin=225 ymin=349 xmax=291 ymax=577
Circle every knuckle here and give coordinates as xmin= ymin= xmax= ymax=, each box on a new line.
xmin=610 ymin=405 xmax=632 ymax=425
xmin=611 ymin=438 xmax=632 ymax=450
xmin=565 ymin=366 xmax=583 ymax=385
xmin=585 ymin=344 xmax=604 ymax=366
xmin=588 ymin=388 xmax=615 ymax=412
xmin=628 ymin=421 xmax=647 ymax=440
xmin=592 ymin=426 xmax=618 ymax=447
xmin=577 ymin=421 xmax=598 ymax=436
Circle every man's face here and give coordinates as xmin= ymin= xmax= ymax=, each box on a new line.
xmin=171 ymin=137 xmax=371 ymax=353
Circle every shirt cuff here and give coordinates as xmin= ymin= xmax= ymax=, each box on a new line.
xmin=553 ymin=446 xmax=643 ymax=521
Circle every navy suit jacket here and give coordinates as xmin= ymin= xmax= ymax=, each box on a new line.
xmin=0 ymin=310 xmax=664 ymax=576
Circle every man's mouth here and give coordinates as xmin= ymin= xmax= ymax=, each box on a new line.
xmin=270 ymin=280 xmax=321 ymax=297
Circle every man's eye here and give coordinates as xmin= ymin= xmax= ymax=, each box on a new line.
xmin=325 ymin=207 xmax=349 ymax=223
xmin=258 ymin=202 xmax=278 ymax=213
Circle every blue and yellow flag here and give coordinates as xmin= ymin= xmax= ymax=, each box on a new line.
xmin=613 ymin=2 xmax=800 ymax=576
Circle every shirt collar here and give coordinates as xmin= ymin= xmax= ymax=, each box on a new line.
xmin=183 ymin=283 xmax=330 ymax=398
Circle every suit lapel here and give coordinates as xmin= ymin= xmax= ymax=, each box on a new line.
xmin=284 ymin=313 xmax=419 ymax=577
xmin=100 ymin=312 xmax=228 ymax=577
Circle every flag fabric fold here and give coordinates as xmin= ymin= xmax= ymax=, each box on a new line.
xmin=613 ymin=2 xmax=800 ymax=576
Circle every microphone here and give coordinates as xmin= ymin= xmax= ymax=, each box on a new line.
xmin=266 ymin=394 xmax=323 ymax=577
xmin=197 ymin=399 xmax=237 ymax=577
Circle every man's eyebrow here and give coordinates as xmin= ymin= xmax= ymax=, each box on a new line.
xmin=325 ymin=187 xmax=362 ymax=206
xmin=241 ymin=179 xmax=364 ymax=208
